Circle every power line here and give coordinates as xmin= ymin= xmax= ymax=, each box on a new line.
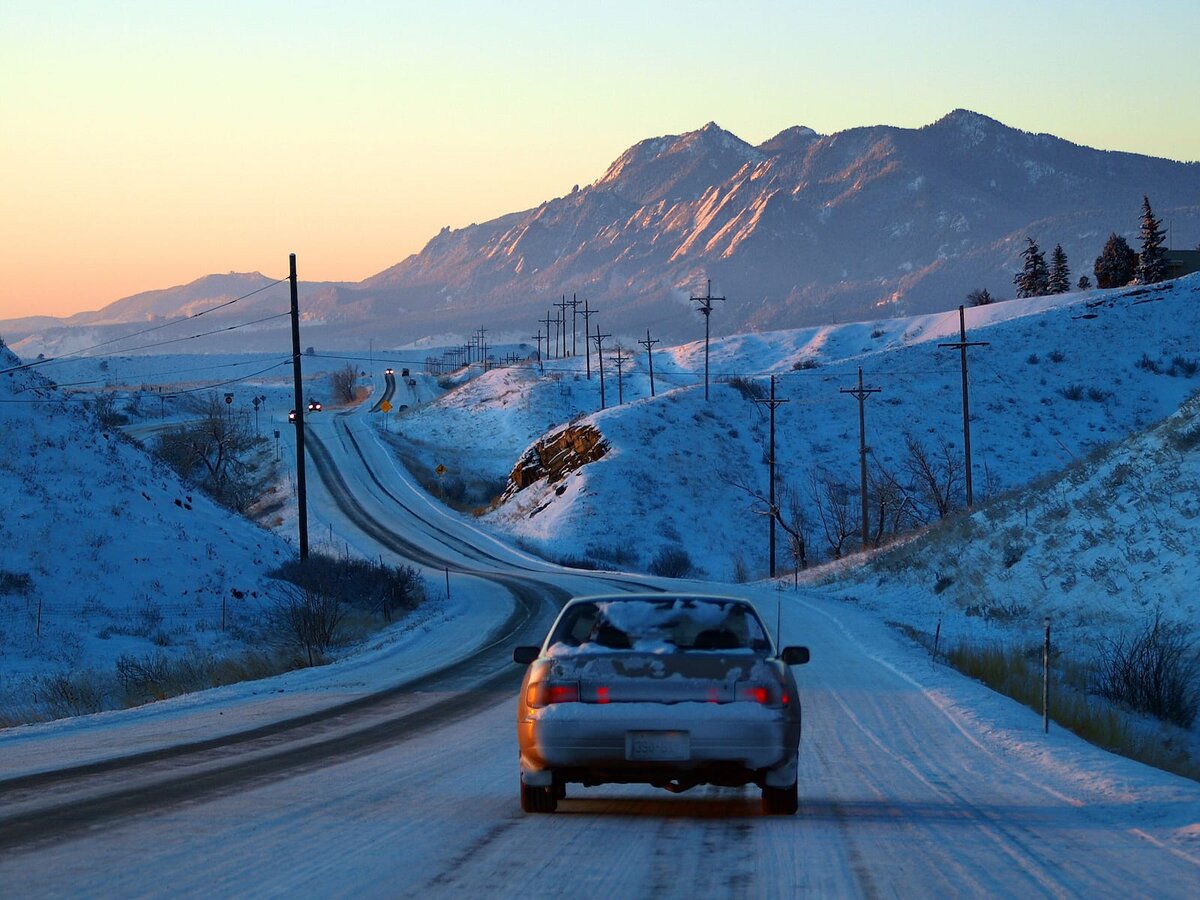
xmin=0 ymin=276 xmax=287 ymax=375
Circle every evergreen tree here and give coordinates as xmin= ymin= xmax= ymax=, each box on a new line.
xmin=1077 ymin=275 xmax=1091 ymax=290
xmin=1013 ymin=237 xmax=1050 ymax=298
xmin=1048 ymin=244 xmax=1071 ymax=294
xmin=1137 ymin=195 xmax=1168 ymax=284
xmin=1094 ymin=233 xmax=1138 ymax=288
xmin=966 ymin=287 xmax=993 ymax=306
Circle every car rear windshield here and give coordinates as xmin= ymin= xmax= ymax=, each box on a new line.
xmin=547 ymin=597 xmax=771 ymax=654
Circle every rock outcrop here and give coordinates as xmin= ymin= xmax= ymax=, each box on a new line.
xmin=500 ymin=423 xmax=609 ymax=503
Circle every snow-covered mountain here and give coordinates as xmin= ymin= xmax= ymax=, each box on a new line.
xmin=4 ymin=111 xmax=1198 ymax=356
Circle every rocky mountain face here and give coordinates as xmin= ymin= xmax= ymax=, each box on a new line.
xmin=5 ymin=110 xmax=1199 ymax=353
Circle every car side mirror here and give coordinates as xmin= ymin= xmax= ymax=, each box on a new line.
xmin=513 ymin=646 xmax=540 ymax=665
xmin=780 ymin=646 xmax=810 ymax=666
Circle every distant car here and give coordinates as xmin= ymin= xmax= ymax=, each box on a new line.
xmin=307 ymin=399 xmax=322 ymax=412
xmin=400 ymin=368 xmax=410 ymax=377
xmin=385 ymin=368 xmax=394 ymax=376
xmin=288 ymin=409 xmax=297 ymax=423
xmin=513 ymin=593 xmax=809 ymax=815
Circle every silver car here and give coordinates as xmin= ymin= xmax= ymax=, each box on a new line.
xmin=513 ymin=593 xmax=810 ymax=814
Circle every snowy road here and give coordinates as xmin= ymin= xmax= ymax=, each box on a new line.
xmin=1 ymin=408 xmax=1197 ymax=896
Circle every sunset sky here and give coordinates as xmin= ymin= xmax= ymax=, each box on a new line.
xmin=2 ymin=0 xmax=1198 ymax=320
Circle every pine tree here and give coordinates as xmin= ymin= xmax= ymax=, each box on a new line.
xmin=1094 ymin=233 xmax=1138 ymax=288
xmin=1013 ymin=237 xmax=1050 ymax=298
xmin=1137 ymin=195 xmax=1168 ymax=284
xmin=1048 ymin=244 xmax=1071 ymax=294
xmin=966 ymin=287 xmax=993 ymax=306
xmin=1077 ymin=275 xmax=1091 ymax=290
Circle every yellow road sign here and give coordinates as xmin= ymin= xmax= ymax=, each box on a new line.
xmin=435 ymin=464 xmax=447 ymax=476
xmin=380 ymin=400 xmax=392 ymax=412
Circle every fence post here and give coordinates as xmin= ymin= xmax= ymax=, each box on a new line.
xmin=1042 ymin=616 xmax=1051 ymax=734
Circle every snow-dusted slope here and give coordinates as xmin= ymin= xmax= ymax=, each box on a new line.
xmin=0 ymin=344 xmax=292 ymax=709
xmin=385 ymin=277 xmax=1200 ymax=596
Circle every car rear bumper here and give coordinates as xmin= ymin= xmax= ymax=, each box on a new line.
xmin=520 ymin=702 xmax=799 ymax=786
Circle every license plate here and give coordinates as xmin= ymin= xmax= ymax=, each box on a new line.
xmin=626 ymin=731 xmax=690 ymax=761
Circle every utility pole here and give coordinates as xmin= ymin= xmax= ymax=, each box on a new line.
xmin=477 ymin=327 xmax=488 ymax=370
xmin=938 ymin=305 xmax=989 ymax=509
xmin=754 ymin=375 xmax=790 ymax=577
xmin=580 ymin=299 xmax=595 ymax=379
xmin=569 ymin=293 xmax=580 ymax=358
xmin=555 ymin=295 xmax=571 ymax=358
xmin=840 ymin=367 xmax=880 ymax=552
xmin=532 ymin=329 xmax=545 ymax=374
xmin=611 ymin=346 xmax=629 ymax=405
xmin=592 ymin=324 xmax=611 ymax=409
xmin=638 ymin=329 xmax=660 ymax=397
xmin=288 ymin=253 xmax=309 ymax=561
xmin=541 ymin=310 xmax=555 ymax=362
xmin=691 ymin=278 xmax=724 ymax=400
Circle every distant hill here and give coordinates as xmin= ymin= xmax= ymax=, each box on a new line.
xmin=4 ymin=110 xmax=1199 ymax=354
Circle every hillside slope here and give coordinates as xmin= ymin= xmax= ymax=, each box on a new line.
xmin=0 ymin=342 xmax=291 ymax=713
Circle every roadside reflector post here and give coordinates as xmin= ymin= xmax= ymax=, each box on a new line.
xmin=445 ymin=566 xmax=450 ymax=598
xmin=1042 ymin=616 xmax=1051 ymax=734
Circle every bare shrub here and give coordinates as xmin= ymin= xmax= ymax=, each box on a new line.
xmin=1168 ymin=356 xmax=1199 ymax=378
xmin=91 ymin=393 xmax=129 ymax=428
xmin=902 ymin=432 xmax=962 ymax=521
xmin=269 ymin=583 xmax=346 ymax=666
xmin=1135 ymin=353 xmax=1161 ymax=374
xmin=1090 ymin=611 xmax=1200 ymax=728
xmin=724 ymin=376 xmax=766 ymax=401
xmin=330 ymin=364 xmax=359 ymax=403
xmin=585 ymin=543 xmax=639 ymax=567
xmin=0 ymin=570 xmax=32 ymax=596
xmin=649 ymin=545 xmax=693 ymax=578
xmin=271 ymin=553 xmax=425 ymax=624
xmin=35 ymin=671 xmax=107 ymax=718
xmin=809 ymin=467 xmax=859 ymax=559
xmin=152 ymin=392 xmax=260 ymax=510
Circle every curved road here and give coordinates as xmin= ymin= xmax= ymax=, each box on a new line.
xmin=0 ymin=410 xmax=1196 ymax=896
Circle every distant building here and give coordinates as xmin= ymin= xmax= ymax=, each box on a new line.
xmin=1165 ymin=249 xmax=1200 ymax=279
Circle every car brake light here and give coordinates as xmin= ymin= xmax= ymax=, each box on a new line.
xmin=527 ymin=680 xmax=580 ymax=708
xmin=596 ymin=685 xmax=610 ymax=704
xmin=739 ymin=682 xmax=783 ymax=707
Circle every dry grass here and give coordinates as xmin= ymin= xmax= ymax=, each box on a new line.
xmin=942 ymin=639 xmax=1200 ymax=783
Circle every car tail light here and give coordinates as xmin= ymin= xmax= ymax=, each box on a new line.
xmin=738 ymin=681 xmax=784 ymax=708
xmin=527 ymin=680 xmax=580 ymax=708
xmin=595 ymin=685 xmax=610 ymax=704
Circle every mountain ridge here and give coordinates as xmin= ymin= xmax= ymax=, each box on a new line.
xmin=4 ymin=110 xmax=1198 ymax=354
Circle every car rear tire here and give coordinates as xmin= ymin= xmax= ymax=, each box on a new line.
xmin=520 ymin=779 xmax=558 ymax=813
xmin=761 ymin=781 xmax=798 ymax=815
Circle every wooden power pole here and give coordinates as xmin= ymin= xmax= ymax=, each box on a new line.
xmin=580 ymin=299 xmax=595 ymax=379
xmin=691 ymin=279 xmax=724 ymax=400
xmin=841 ymin=367 xmax=880 ymax=552
xmin=754 ymin=375 xmax=789 ymax=577
xmin=592 ymin=324 xmax=611 ymax=409
xmin=938 ymin=305 xmax=989 ymax=509
xmin=638 ymin=329 xmax=660 ymax=397
xmin=611 ymin=346 xmax=629 ymax=405
xmin=288 ymin=253 xmax=309 ymax=561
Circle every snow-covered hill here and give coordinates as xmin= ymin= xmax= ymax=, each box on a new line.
xmin=0 ymin=342 xmax=293 ymax=717
xmin=392 ymin=277 xmax=1200 ymax=589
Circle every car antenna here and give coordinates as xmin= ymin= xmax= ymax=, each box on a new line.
xmin=776 ymin=595 xmax=783 ymax=656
